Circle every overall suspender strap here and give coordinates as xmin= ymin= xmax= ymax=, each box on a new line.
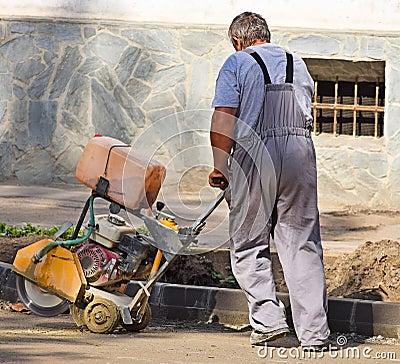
xmin=285 ymin=52 xmax=293 ymax=83
xmin=248 ymin=51 xmax=272 ymax=85
xmin=247 ymin=50 xmax=294 ymax=85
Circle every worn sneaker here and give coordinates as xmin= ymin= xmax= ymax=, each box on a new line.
xmin=250 ymin=327 xmax=290 ymax=345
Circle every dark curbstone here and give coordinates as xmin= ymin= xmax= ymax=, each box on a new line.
xmin=0 ymin=262 xmax=18 ymax=303
xmin=160 ymin=284 xmax=188 ymax=307
xmin=327 ymin=297 xmax=355 ymax=333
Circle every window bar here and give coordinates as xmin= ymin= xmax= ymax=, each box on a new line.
xmin=353 ymin=80 xmax=358 ymax=137
xmin=313 ymin=80 xmax=318 ymax=134
xmin=333 ymin=78 xmax=338 ymax=135
xmin=374 ymin=82 xmax=380 ymax=138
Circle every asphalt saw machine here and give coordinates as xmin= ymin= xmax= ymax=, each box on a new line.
xmin=12 ymin=135 xmax=225 ymax=334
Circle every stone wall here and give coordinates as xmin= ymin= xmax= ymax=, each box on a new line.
xmin=0 ymin=17 xmax=400 ymax=208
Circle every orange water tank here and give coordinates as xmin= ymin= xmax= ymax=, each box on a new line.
xmin=76 ymin=136 xmax=166 ymax=209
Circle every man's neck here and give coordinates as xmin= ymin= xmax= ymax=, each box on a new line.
xmin=250 ymin=40 xmax=269 ymax=47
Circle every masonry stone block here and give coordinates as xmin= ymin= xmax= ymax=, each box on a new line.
xmin=390 ymin=157 xmax=400 ymax=193
xmin=11 ymin=101 xmax=27 ymax=123
xmin=61 ymin=112 xmax=86 ymax=135
xmin=88 ymin=32 xmax=128 ymax=68
xmin=35 ymin=35 xmax=57 ymax=53
xmin=84 ymin=27 xmax=96 ymax=39
xmin=143 ymin=91 xmax=176 ymax=111
xmin=384 ymin=44 xmax=400 ymax=68
xmin=64 ymin=73 xmax=90 ymax=122
xmin=369 ymin=154 xmax=388 ymax=178
xmin=367 ymin=37 xmax=386 ymax=60
xmin=91 ymin=79 xmax=134 ymax=143
xmin=14 ymin=128 xmax=29 ymax=154
xmin=288 ymin=35 xmax=340 ymax=55
xmin=351 ymin=150 xmax=370 ymax=169
xmin=133 ymin=56 xmax=156 ymax=82
xmin=116 ymin=46 xmax=141 ymax=85
xmin=44 ymin=51 xmax=57 ymax=65
xmin=28 ymin=101 xmax=57 ymax=147
xmin=384 ymin=105 xmax=400 ymax=138
xmin=0 ymin=57 xmax=10 ymax=72
xmin=15 ymin=59 xmax=46 ymax=84
xmin=122 ymin=29 xmax=178 ymax=54
xmin=14 ymin=149 xmax=53 ymax=184
xmin=151 ymin=52 xmax=181 ymax=67
xmin=27 ymin=64 xmax=54 ymax=99
xmin=342 ymin=36 xmax=359 ymax=57
xmin=0 ymin=142 xmax=12 ymax=181
xmin=173 ymin=84 xmax=187 ymax=109
xmin=0 ymin=24 xmax=5 ymax=40
xmin=94 ymin=66 xmax=117 ymax=91
xmin=50 ymin=46 xmax=82 ymax=99
xmin=355 ymin=169 xmax=379 ymax=202
xmin=0 ymin=36 xmax=37 ymax=62
xmin=78 ymin=57 xmax=103 ymax=75
xmin=55 ymin=24 xmax=83 ymax=43
xmin=113 ymin=85 xmax=145 ymax=127
xmin=147 ymin=107 xmax=176 ymax=125
xmin=0 ymin=102 xmax=7 ymax=124
xmin=153 ymin=64 xmax=186 ymax=93
xmin=187 ymin=58 xmax=210 ymax=110
xmin=0 ymin=74 xmax=12 ymax=101
xmin=10 ymin=22 xmax=35 ymax=34
xmin=387 ymin=131 xmax=400 ymax=157
xmin=53 ymin=143 xmax=84 ymax=183
xmin=37 ymin=23 xmax=55 ymax=34
xmin=126 ymin=78 xmax=151 ymax=104
xmin=181 ymin=30 xmax=223 ymax=56
xmin=387 ymin=67 xmax=400 ymax=104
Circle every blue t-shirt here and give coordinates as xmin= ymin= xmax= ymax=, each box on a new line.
xmin=212 ymin=43 xmax=314 ymax=133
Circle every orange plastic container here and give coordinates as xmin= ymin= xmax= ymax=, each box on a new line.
xmin=76 ymin=136 xmax=166 ymax=209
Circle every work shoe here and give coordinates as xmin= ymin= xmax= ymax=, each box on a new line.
xmin=302 ymin=339 xmax=330 ymax=352
xmin=250 ymin=327 xmax=290 ymax=345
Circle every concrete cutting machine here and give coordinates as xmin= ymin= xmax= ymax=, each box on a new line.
xmin=12 ymin=135 xmax=224 ymax=333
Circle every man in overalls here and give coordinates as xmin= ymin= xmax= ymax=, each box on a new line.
xmin=209 ymin=12 xmax=330 ymax=350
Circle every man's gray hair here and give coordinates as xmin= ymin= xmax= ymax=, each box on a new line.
xmin=228 ymin=12 xmax=271 ymax=48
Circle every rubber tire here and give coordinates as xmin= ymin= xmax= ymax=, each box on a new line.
xmin=121 ymin=303 xmax=152 ymax=332
xmin=15 ymin=274 xmax=69 ymax=317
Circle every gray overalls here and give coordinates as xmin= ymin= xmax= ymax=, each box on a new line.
xmin=227 ymin=50 xmax=330 ymax=345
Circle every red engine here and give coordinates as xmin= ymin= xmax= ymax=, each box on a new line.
xmin=76 ymin=242 xmax=127 ymax=286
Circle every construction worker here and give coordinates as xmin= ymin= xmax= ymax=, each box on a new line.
xmin=208 ymin=12 xmax=330 ymax=350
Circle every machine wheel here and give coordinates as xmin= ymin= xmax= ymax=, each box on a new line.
xmin=15 ymin=274 xmax=69 ymax=317
xmin=70 ymin=304 xmax=86 ymax=329
xmin=121 ymin=303 xmax=152 ymax=332
xmin=84 ymin=297 xmax=120 ymax=334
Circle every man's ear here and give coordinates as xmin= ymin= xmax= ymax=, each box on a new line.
xmin=232 ymin=37 xmax=243 ymax=51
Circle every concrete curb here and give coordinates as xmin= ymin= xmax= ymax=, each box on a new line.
xmin=2 ymin=262 xmax=400 ymax=338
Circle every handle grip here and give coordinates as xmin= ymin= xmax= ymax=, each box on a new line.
xmin=212 ymin=177 xmax=222 ymax=185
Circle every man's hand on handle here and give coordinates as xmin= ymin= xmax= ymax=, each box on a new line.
xmin=209 ymin=169 xmax=228 ymax=190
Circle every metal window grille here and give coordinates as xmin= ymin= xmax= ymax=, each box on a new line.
xmin=311 ymin=80 xmax=385 ymax=138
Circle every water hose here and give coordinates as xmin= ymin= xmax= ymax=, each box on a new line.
xmin=33 ymin=195 xmax=96 ymax=263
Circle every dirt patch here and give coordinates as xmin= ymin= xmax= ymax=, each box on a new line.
xmin=325 ymin=239 xmax=400 ymax=302
xmin=0 ymin=235 xmax=47 ymax=264
xmin=2 ymin=237 xmax=400 ymax=302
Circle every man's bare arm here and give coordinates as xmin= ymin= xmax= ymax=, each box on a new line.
xmin=209 ymin=107 xmax=237 ymax=189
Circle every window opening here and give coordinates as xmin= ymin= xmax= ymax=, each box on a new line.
xmin=304 ymin=59 xmax=385 ymax=137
